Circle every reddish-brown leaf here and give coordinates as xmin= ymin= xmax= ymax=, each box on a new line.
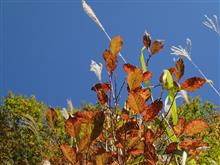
xmin=145 ymin=143 xmax=158 ymax=165
xmin=181 ymin=77 xmax=206 ymax=92
xmin=165 ymin=142 xmax=178 ymax=154
xmin=109 ymin=35 xmax=123 ymax=56
xmin=150 ymin=40 xmax=164 ymax=55
xmin=144 ymin=129 xmax=154 ymax=144
xmin=123 ymin=63 xmax=137 ymax=74
xmin=121 ymin=109 xmax=130 ymax=121
xmin=179 ymin=137 xmax=208 ymax=151
xmin=95 ymin=152 xmax=112 ymax=165
xmin=183 ymin=119 xmax=209 ymax=136
xmin=103 ymin=50 xmax=118 ymax=74
xmin=65 ymin=117 xmax=81 ymax=138
xmin=174 ymin=58 xmax=184 ymax=81
xmin=91 ymin=111 xmax=105 ymax=141
xmin=97 ymin=90 xmax=108 ymax=104
xmin=134 ymin=87 xmax=151 ymax=101
xmin=143 ymin=71 xmax=153 ymax=81
xmin=78 ymin=134 xmax=91 ymax=152
xmin=91 ymin=83 xmax=110 ymax=94
xmin=142 ymin=99 xmax=163 ymax=122
xmin=143 ymin=32 xmax=151 ymax=49
xmin=173 ymin=117 xmax=185 ymax=137
xmin=128 ymin=149 xmax=144 ymax=156
xmin=127 ymin=91 xmax=146 ymax=114
xmin=60 ymin=144 xmax=76 ymax=164
xmin=46 ymin=108 xmax=58 ymax=128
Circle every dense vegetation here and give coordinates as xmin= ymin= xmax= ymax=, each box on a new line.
xmin=0 ymin=34 xmax=220 ymax=165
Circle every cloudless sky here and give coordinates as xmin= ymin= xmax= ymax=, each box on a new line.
xmin=0 ymin=0 xmax=219 ymax=108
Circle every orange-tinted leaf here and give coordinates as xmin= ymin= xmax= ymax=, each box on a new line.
xmin=183 ymin=119 xmax=209 ymax=136
xmin=123 ymin=63 xmax=137 ymax=74
xmin=144 ymin=129 xmax=154 ymax=144
xmin=91 ymin=83 xmax=110 ymax=93
xmin=109 ymin=35 xmax=123 ymax=56
xmin=127 ymin=92 xmax=146 ymax=114
xmin=134 ymin=87 xmax=151 ymax=101
xmin=78 ymin=135 xmax=91 ymax=152
xmin=103 ymin=50 xmax=118 ymax=74
xmin=142 ymin=99 xmax=163 ymax=122
xmin=65 ymin=117 xmax=81 ymax=138
xmin=60 ymin=144 xmax=76 ymax=164
xmin=95 ymin=152 xmax=111 ymax=165
xmin=173 ymin=117 xmax=185 ymax=137
xmin=145 ymin=143 xmax=157 ymax=165
xmin=150 ymin=40 xmax=164 ymax=55
xmin=143 ymin=71 xmax=152 ymax=81
xmin=165 ymin=142 xmax=178 ymax=154
xmin=46 ymin=108 xmax=58 ymax=128
xmin=174 ymin=58 xmax=184 ymax=81
xmin=179 ymin=137 xmax=208 ymax=151
xmin=128 ymin=149 xmax=144 ymax=156
xmin=143 ymin=32 xmax=151 ymax=49
xmin=127 ymin=68 xmax=143 ymax=91
xmin=181 ymin=77 xmax=206 ymax=92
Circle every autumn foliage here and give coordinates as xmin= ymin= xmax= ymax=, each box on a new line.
xmin=47 ymin=34 xmax=210 ymax=164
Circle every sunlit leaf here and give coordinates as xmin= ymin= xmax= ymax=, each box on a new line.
xmin=123 ymin=64 xmax=144 ymax=91
xmin=174 ymin=58 xmax=184 ymax=81
xmin=179 ymin=137 xmax=208 ymax=151
xmin=144 ymin=129 xmax=154 ymax=144
xmin=150 ymin=40 xmax=164 ymax=55
xmin=143 ymin=32 xmax=151 ymax=49
xmin=142 ymin=99 xmax=163 ymax=122
xmin=145 ymin=143 xmax=158 ymax=165
xmin=134 ymin=87 xmax=151 ymax=101
xmin=46 ymin=108 xmax=58 ymax=128
xmin=127 ymin=92 xmax=146 ymax=114
xmin=165 ymin=142 xmax=178 ymax=154
xmin=91 ymin=83 xmax=110 ymax=104
xmin=173 ymin=117 xmax=185 ymax=137
xmin=181 ymin=77 xmax=206 ymax=92
xmin=128 ymin=149 xmax=144 ymax=156
xmin=78 ymin=134 xmax=91 ymax=152
xmin=95 ymin=152 xmax=111 ymax=165
xmin=143 ymin=71 xmax=152 ymax=81
xmin=102 ymin=50 xmax=118 ymax=74
xmin=183 ymin=119 xmax=209 ymax=136
xmin=65 ymin=116 xmax=81 ymax=138
xmin=60 ymin=144 xmax=76 ymax=164
xmin=109 ymin=35 xmax=123 ymax=56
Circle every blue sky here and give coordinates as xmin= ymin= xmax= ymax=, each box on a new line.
xmin=0 ymin=0 xmax=219 ymax=108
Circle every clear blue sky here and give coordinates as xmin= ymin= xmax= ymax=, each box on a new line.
xmin=0 ymin=0 xmax=219 ymax=108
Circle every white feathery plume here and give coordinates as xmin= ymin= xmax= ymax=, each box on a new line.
xmin=61 ymin=108 xmax=69 ymax=120
xmin=90 ymin=60 xmax=103 ymax=82
xmin=171 ymin=39 xmax=220 ymax=97
xmin=81 ymin=0 xmax=126 ymax=63
xmin=203 ymin=14 xmax=220 ymax=36
xmin=182 ymin=151 xmax=187 ymax=165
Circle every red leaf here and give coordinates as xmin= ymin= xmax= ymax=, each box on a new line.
xmin=144 ymin=129 xmax=154 ymax=144
xmin=142 ymin=99 xmax=163 ymax=122
xmin=183 ymin=119 xmax=209 ymax=136
xmin=145 ymin=143 xmax=158 ymax=165
xmin=143 ymin=71 xmax=153 ymax=81
xmin=123 ymin=63 xmax=137 ymax=74
xmin=165 ymin=142 xmax=178 ymax=154
xmin=91 ymin=83 xmax=110 ymax=94
xmin=181 ymin=77 xmax=206 ymax=92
